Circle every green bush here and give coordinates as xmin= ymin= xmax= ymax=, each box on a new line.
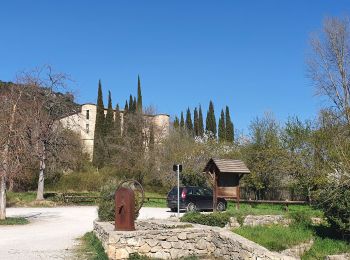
xmin=315 ymin=183 xmax=350 ymax=236
xmin=180 ymin=212 xmax=232 ymax=227
xmin=98 ymin=181 xmax=117 ymax=221
xmin=288 ymin=211 xmax=312 ymax=227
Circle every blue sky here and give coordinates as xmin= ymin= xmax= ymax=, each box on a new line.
xmin=1 ymin=1 xmax=349 ymax=134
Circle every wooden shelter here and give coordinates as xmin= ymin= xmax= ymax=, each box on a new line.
xmin=203 ymin=158 xmax=250 ymax=209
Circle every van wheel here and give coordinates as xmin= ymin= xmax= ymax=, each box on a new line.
xmin=187 ymin=202 xmax=197 ymax=212
xmin=217 ymin=201 xmax=226 ymax=212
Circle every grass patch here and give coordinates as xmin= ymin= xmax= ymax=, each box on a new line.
xmin=302 ymin=237 xmax=350 ymax=259
xmin=180 ymin=211 xmax=232 ymax=227
xmin=0 ymin=217 xmax=29 ymax=225
xmin=226 ymin=202 xmax=323 ymax=218
xmin=234 ymin=224 xmax=313 ymax=251
xmin=76 ymin=232 xmax=108 ymax=260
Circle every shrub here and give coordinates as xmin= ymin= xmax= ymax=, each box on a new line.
xmin=315 ymin=183 xmax=350 ymax=237
xmin=180 ymin=212 xmax=232 ymax=227
xmin=288 ymin=211 xmax=312 ymax=227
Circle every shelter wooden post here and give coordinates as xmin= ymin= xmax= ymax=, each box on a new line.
xmin=203 ymin=158 xmax=250 ymax=212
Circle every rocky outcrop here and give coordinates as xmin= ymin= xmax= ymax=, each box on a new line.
xmin=94 ymin=219 xmax=297 ymax=260
xmin=281 ymin=240 xmax=314 ymax=258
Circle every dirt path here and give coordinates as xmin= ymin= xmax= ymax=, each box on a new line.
xmin=1 ymin=207 xmax=97 ymax=260
xmin=0 ymin=206 xmax=183 ymax=260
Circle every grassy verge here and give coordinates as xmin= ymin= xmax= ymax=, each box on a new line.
xmin=76 ymin=232 xmax=108 ymax=260
xmin=234 ymin=224 xmax=313 ymax=251
xmin=302 ymin=237 xmax=350 ymax=259
xmin=226 ymin=201 xmax=323 ymax=218
xmin=0 ymin=217 xmax=29 ymax=225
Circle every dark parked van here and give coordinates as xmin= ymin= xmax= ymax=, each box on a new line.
xmin=166 ymin=186 xmax=227 ymax=212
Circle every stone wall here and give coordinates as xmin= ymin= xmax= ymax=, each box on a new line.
xmin=94 ymin=219 xmax=297 ymax=260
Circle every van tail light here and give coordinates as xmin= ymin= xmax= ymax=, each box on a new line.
xmin=181 ymin=189 xmax=186 ymax=199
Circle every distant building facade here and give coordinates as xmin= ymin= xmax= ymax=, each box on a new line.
xmin=60 ymin=103 xmax=170 ymax=158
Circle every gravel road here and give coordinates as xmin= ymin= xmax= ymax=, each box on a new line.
xmin=0 ymin=206 xmax=183 ymax=260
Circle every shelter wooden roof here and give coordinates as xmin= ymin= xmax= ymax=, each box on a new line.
xmin=203 ymin=158 xmax=250 ymax=174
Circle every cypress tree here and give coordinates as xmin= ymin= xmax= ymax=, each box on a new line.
xmin=193 ymin=107 xmax=199 ymax=136
xmin=173 ymin=116 xmax=180 ymax=129
xmin=105 ymin=91 xmax=114 ymax=135
xmin=180 ymin=112 xmax=185 ymax=128
xmin=225 ymin=106 xmax=234 ymax=142
xmin=129 ymin=95 xmax=134 ymax=112
xmin=206 ymin=100 xmax=217 ymax=137
xmin=137 ymin=75 xmax=143 ymax=112
xmin=218 ymin=109 xmax=226 ymax=142
xmin=185 ymin=108 xmax=193 ymax=133
xmin=198 ymin=105 xmax=204 ymax=137
xmin=124 ymin=100 xmax=129 ymax=112
xmin=92 ymin=80 xmax=106 ymax=168
xmin=114 ymin=104 xmax=122 ymax=138
xmin=133 ymin=96 xmax=137 ymax=112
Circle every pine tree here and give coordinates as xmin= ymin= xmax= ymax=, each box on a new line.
xmin=193 ymin=107 xmax=199 ymax=136
xmin=173 ymin=116 xmax=180 ymax=129
xmin=206 ymin=100 xmax=217 ymax=137
xmin=180 ymin=112 xmax=185 ymax=128
xmin=185 ymin=108 xmax=193 ymax=133
xmin=137 ymin=75 xmax=143 ymax=112
xmin=104 ymin=91 xmax=114 ymax=135
xmin=225 ymin=106 xmax=234 ymax=142
xmin=198 ymin=105 xmax=204 ymax=137
xmin=218 ymin=109 xmax=226 ymax=142
xmin=92 ymin=80 xmax=106 ymax=168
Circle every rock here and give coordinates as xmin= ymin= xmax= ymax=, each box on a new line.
xmin=178 ymin=232 xmax=187 ymax=240
xmin=325 ymin=254 xmax=350 ymax=260
xmin=115 ymin=248 xmax=129 ymax=259
xmin=160 ymin=241 xmax=172 ymax=249
xmin=228 ymin=217 xmax=241 ymax=228
xmin=167 ymin=236 xmax=178 ymax=242
xmin=146 ymin=239 xmax=158 ymax=247
xmin=154 ymin=251 xmax=171 ymax=259
xmin=139 ymin=243 xmax=151 ymax=253
xmin=243 ymin=215 xmax=291 ymax=227
xmin=151 ymin=246 xmax=162 ymax=253
xmin=195 ymin=239 xmax=207 ymax=250
xmin=281 ymin=240 xmax=314 ymax=257
xmin=126 ymin=238 xmax=138 ymax=246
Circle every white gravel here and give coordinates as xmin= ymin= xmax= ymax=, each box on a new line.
xmin=0 ymin=206 xmax=183 ymax=260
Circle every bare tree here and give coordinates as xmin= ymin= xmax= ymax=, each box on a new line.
xmin=0 ymin=81 xmax=26 ymax=219
xmin=18 ymin=66 xmax=78 ymax=200
xmin=308 ymin=17 xmax=350 ymax=125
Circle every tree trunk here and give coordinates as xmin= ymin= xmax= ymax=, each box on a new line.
xmin=0 ymin=175 xmax=6 ymax=220
xmin=36 ymin=158 xmax=45 ymax=201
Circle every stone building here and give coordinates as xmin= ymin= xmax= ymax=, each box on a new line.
xmin=60 ymin=103 xmax=170 ymax=158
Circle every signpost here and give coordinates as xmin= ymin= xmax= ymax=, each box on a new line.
xmin=173 ymin=164 xmax=182 ymax=218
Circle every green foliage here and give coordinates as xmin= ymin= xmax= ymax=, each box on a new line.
xmin=180 ymin=112 xmax=185 ymax=128
xmin=173 ymin=116 xmax=180 ymax=129
xmin=0 ymin=217 xmax=29 ymax=225
xmin=98 ymin=181 xmax=117 ymax=221
xmin=198 ymin=105 xmax=204 ymax=137
xmin=180 ymin=212 xmax=232 ymax=227
xmin=218 ymin=109 xmax=226 ymax=142
xmin=78 ymin=232 xmax=108 ymax=260
xmin=302 ymin=237 xmax=350 ymax=260
xmin=288 ymin=211 xmax=313 ymax=227
xmin=234 ymin=224 xmax=313 ymax=251
xmin=205 ymin=100 xmax=216 ymax=137
xmin=315 ymin=183 xmax=350 ymax=236
xmin=137 ymin=75 xmax=142 ymax=112
xmin=193 ymin=107 xmax=199 ymax=136
xmin=180 ymin=172 xmax=207 ymax=187
xmin=185 ymin=108 xmax=193 ymax=133
xmin=225 ymin=106 xmax=234 ymax=142
xmin=92 ymin=80 xmax=106 ymax=168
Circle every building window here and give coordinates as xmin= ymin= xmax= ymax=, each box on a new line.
xmin=86 ymin=124 xmax=89 ymax=134
xmin=86 ymin=110 xmax=90 ymax=120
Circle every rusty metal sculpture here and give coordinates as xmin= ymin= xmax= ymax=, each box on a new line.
xmin=115 ymin=180 xmax=144 ymax=231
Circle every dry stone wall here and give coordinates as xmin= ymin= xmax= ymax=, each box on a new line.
xmin=94 ymin=219 xmax=297 ymax=260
